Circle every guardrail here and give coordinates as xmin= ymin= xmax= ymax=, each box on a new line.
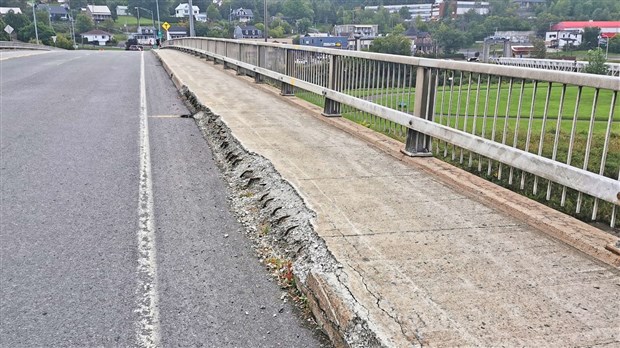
xmin=0 ymin=41 xmax=54 ymax=50
xmin=490 ymin=57 xmax=620 ymax=77
xmin=164 ymin=38 xmax=620 ymax=227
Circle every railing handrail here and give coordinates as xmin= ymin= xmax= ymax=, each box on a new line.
xmin=166 ymin=37 xmax=620 ymax=91
xmin=0 ymin=41 xmax=57 ymax=51
xmin=164 ymin=37 xmax=620 ymax=227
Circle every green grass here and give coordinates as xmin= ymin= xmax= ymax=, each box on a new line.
xmin=117 ymin=15 xmax=156 ymax=27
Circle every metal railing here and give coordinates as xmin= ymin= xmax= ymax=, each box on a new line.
xmin=164 ymin=38 xmax=620 ymax=227
xmin=0 ymin=41 xmax=55 ymax=50
xmin=491 ymin=57 xmax=620 ymax=77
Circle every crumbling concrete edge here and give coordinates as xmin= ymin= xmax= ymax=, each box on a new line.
xmin=153 ymin=50 xmax=390 ymax=348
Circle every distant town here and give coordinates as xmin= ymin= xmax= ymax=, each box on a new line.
xmin=1 ymin=0 xmax=619 ymax=63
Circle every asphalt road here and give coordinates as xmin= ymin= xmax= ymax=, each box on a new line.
xmin=0 ymin=50 xmax=327 ymax=347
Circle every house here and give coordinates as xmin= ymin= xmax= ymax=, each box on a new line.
xmin=545 ymin=21 xmax=620 ymax=48
xmin=116 ymin=5 xmax=128 ymax=16
xmin=81 ymin=29 xmax=113 ymax=46
xmin=404 ymin=27 xmax=433 ymax=54
xmin=195 ymin=13 xmax=207 ymax=22
xmin=511 ymin=45 xmax=535 ymax=58
xmin=167 ymin=26 xmax=188 ymax=39
xmin=131 ymin=26 xmax=157 ymax=45
xmin=38 ymin=5 xmax=69 ymax=21
xmin=365 ymin=4 xmax=434 ymax=22
xmin=231 ymin=8 xmax=253 ymax=22
xmin=233 ymin=25 xmax=262 ymax=39
xmin=86 ymin=5 xmax=112 ymax=22
xmin=0 ymin=7 xmax=22 ymax=15
xmin=512 ymin=0 xmax=546 ymax=16
xmin=334 ymin=24 xmax=379 ymax=38
xmin=175 ymin=3 xmax=199 ymax=18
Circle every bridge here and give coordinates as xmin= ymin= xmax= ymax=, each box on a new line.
xmin=158 ymin=38 xmax=620 ymax=347
xmin=2 ymin=42 xmax=619 ymax=347
xmin=491 ymin=56 xmax=620 ymax=77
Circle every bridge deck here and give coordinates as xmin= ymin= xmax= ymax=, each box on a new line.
xmin=156 ymin=49 xmax=620 ymax=347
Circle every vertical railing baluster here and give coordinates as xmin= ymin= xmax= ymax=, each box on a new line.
xmin=593 ymin=91 xmax=617 ymax=223
xmin=576 ymin=89 xmax=599 ymax=214
xmin=479 ymin=74 xmax=491 ymax=172
xmin=546 ymin=84 xmax=567 ymax=200
xmin=509 ymin=80 xmax=525 ymax=185
xmin=533 ymin=82 xmax=553 ymax=195
xmin=521 ymin=80 xmax=538 ymax=190
xmin=488 ymin=77 xmax=503 ymax=176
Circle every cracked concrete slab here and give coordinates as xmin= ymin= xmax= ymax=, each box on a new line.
xmin=154 ymin=48 xmax=620 ymax=348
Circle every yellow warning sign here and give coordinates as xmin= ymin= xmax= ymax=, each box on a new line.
xmin=162 ymin=22 xmax=170 ymax=31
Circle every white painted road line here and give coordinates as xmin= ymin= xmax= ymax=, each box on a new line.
xmin=136 ymin=51 xmax=161 ymax=347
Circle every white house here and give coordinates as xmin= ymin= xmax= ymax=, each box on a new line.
xmin=0 ymin=7 xmax=22 ymax=15
xmin=86 ymin=5 xmax=112 ymax=22
xmin=231 ymin=8 xmax=253 ymax=22
xmin=81 ymin=29 xmax=113 ymax=46
xmin=116 ymin=5 xmax=128 ymax=16
xmin=545 ymin=21 xmax=620 ymax=48
xmin=175 ymin=3 xmax=199 ymax=18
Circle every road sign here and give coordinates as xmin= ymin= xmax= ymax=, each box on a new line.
xmin=4 ymin=25 xmax=14 ymax=35
xmin=162 ymin=22 xmax=170 ymax=31
xmin=158 ymin=31 xmax=163 ymax=39
xmin=51 ymin=36 xmax=57 ymax=43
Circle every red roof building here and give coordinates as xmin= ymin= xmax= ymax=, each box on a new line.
xmin=550 ymin=21 xmax=620 ymax=32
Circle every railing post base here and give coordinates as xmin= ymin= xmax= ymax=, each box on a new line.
xmin=322 ymin=98 xmax=341 ymax=117
xmin=280 ymin=82 xmax=294 ymax=96
xmin=402 ymin=129 xmax=432 ymax=157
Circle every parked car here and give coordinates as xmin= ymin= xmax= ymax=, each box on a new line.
xmin=128 ymin=45 xmax=143 ymax=51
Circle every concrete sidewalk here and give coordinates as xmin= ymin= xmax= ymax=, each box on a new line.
xmin=154 ymin=49 xmax=620 ymax=347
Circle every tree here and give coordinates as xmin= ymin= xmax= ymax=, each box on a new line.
xmin=296 ymin=18 xmax=311 ymax=35
xmin=17 ymin=23 xmax=55 ymax=45
xmin=369 ymin=32 xmax=412 ymax=56
xmin=531 ymin=37 xmax=547 ymax=58
xmin=99 ymin=19 xmax=115 ymax=32
xmin=55 ymin=34 xmax=75 ymax=49
xmin=608 ymin=35 xmax=620 ymax=54
xmin=76 ymin=13 xmax=94 ymax=34
xmin=207 ymin=4 xmax=222 ymax=21
xmin=584 ymin=48 xmax=608 ymax=75
xmin=432 ymin=22 xmax=467 ymax=54
xmin=282 ymin=0 xmax=313 ymax=22
xmin=398 ymin=6 xmax=410 ymax=21
xmin=580 ymin=26 xmax=600 ymax=50
xmin=3 ymin=11 xmax=30 ymax=33
xmin=107 ymin=1 xmax=118 ymax=21
xmin=0 ymin=19 xmax=9 ymax=41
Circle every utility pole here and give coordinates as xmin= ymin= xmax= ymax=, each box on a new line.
xmin=188 ymin=0 xmax=195 ymax=36
xmin=155 ymin=0 xmax=161 ymax=39
xmin=31 ymin=2 xmax=39 ymax=45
